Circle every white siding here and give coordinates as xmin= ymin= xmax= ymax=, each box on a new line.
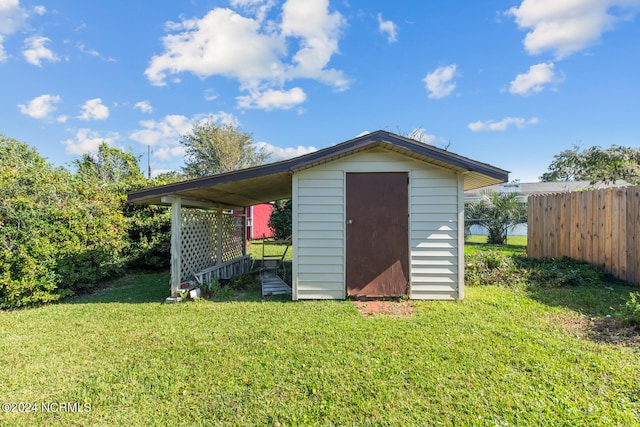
xmin=410 ymin=167 xmax=460 ymax=300
xmin=293 ymin=170 xmax=345 ymax=300
xmin=292 ymin=147 xmax=462 ymax=300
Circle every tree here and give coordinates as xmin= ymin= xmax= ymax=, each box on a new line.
xmin=73 ymin=143 xmax=176 ymax=271
xmin=73 ymin=142 xmax=144 ymax=186
xmin=180 ymin=120 xmax=268 ymax=177
xmin=465 ymin=191 xmax=527 ymax=245
xmin=268 ymin=200 xmax=292 ymax=240
xmin=540 ymin=145 xmax=640 ymax=185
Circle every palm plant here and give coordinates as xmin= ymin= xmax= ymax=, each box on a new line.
xmin=465 ymin=191 xmax=527 ymax=244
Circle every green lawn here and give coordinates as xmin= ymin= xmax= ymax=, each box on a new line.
xmin=247 ymin=238 xmax=293 ymax=261
xmin=1 ymin=246 xmax=639 ymax=426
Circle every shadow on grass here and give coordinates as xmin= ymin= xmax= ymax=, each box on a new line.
xmin=527 ymin=283 xmax=640 ymax=346
xmin=526 ymin=282 xmax=634 ymax=318
xmin=67 ymin=270 xmax=295 ymax=305
xmin=66 ymin=271 xmax=170 ymax=304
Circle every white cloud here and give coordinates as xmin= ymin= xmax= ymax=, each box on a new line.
xmin=76 ymin=42 xmax=99 ymax=57
xmin=204 ymin=89 xmax=218 ymax=101
xmin=355 ymin=130 xmax=371 ymax=138
xmin=62 ymin=128 xmax=120 ymax=155
xmin=230 ymin=0 xmax=277 ymax=22
xmin=134 ymin=100 xmax=153 ymax=113
xmin=33 ymin=5 xmax=45 ymax=16
xmin=145 ymin=8 xmax=286 ymax=86
xmin=154 ymin=146 xmax=187 ymax=161
xmin=75 ymin=41 xmax=115 ymax=62
xmin=281 ymin=0 xmax=348 ymax=88
xmin=78 ymin=98 xmax=109 ymax=120
xmin=377 ymin=13 xmax=397 ymax=43
xmin=468 ymin=116 xmax=540 ymax=132
xmin=256 ymin=141 xmax=317 ymax=161
xmin=508 ymin=0 xmax=640 ymax=59
xmin=0 ymin=0 xmax=27 ymax=54
xmin=509 ymin=62 xmax=564 ymax=96
xmin=129 ymin=114 xmax=194 ymax=147
xmin=145 ymin=0 xmax=348 ymax=110
xmin=423 ymin=64 xmax=458 ymax=99
xmin=0 ymin=36 xmax=6 ymax=62
xmin=17 ymin=94 xmax=61 ymax=119
xmin=237 ymin=87 xmax=306 ymax=110
xmin=22 ymin=35 xmax=59 ymax=66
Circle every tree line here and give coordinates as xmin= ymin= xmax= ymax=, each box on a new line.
xmin=0 ymin=120 xmax=275 ymax=309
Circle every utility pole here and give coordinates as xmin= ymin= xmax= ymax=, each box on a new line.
xmin=147 ymin=145 xmax=151 ymax=179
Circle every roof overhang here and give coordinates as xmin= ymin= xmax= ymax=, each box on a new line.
xmin=128 ymin=130 xmax=509 ymax=207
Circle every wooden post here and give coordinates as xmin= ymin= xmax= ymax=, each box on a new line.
xmin=170 ymin=196 xmax=182 ymax=296
xmin=216 ymin=205 xmax=223 ymax=265
xmin=242 ymin=207 xmax=247 ymax=257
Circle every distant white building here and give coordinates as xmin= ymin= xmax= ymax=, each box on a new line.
xmin=464 ymin=180 xmax=629 ymax=236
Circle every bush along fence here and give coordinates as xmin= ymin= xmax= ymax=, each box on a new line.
xmin=527 ymin=186 xmax=640 ymax=286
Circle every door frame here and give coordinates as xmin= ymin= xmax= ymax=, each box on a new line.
xmin=344 ymin=171 xmax=410 ymax=297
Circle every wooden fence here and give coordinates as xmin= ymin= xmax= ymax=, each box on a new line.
xmin=528 ymin=186 xmax=640 ymax=286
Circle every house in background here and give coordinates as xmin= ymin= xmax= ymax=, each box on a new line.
xmin=463 ymin=180 xmax=609 ymax=202
xmin=464 ymin=180 xmax=630 ymax=236
xmin=128 ymin=130 xmax=508 ymax=300
xmin=246 ymin=203 xmax=275 ymax=240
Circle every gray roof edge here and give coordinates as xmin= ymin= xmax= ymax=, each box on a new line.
xmin=288 ymin=130 xmax=509 ymax=180
xmin=128 ymin=129 xmax=509 ymax=204
xmin=127 ymin=160 xmax=294 ymax=204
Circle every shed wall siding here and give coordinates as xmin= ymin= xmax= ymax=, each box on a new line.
xmin=294 ymin=169 xmax=345 ymax=299
xmin=293 ymin=148 xmax=461 ymax=300
xmin=410 ymin=169 xmax=460 ymax=300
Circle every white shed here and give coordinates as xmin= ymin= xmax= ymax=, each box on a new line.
xmin=128 ymin=131 xmax=508 ymax=300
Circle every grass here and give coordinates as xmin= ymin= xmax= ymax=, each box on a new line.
xmin=465 ymin=234 xmax=527 ymax=256
xmin=1 ymin=245 xmax=639 ymax=426
xmin=247 ymin=238 xmax=293 ymax=261
xmin=466 ymin=234 xmax=527 ymax=246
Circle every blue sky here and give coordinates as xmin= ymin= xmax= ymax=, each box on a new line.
xmin=1 ymin=0 xmax=639 ymax=182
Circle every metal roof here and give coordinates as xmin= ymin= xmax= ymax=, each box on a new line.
xmin=128 ymin=130 xmax=509 ymax=207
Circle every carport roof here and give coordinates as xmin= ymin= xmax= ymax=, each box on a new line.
xmin=128 ymin=130 xmax=509 ymax=208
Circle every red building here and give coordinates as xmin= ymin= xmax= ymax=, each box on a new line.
xmin=246 ymin=203 xmax=274 ymax=240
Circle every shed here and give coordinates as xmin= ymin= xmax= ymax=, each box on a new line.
xmin=128 ymin=130 xmax=508 ymax=300
xmin=246 ymin=203 xmax=275 ymax=240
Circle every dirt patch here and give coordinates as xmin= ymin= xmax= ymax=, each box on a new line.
xmin=352 ymin=300 xmax=413 ymax=317
xmin=548 ymin=314 xmax=640 ymax=347
xmin=589 ymin=317 xmax=640 ymax=346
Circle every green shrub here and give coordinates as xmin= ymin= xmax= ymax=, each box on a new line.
xmin=464 ymin=251 xmax=522 ymax=287
xmin=464 ymin=250 xmax=617 ymax=289
xmin=520 ymin=257 xmax=609 ymax=287
xmin=0 ymin=136 xmax=176 ymax=309
xmin=268 ymin=199 xmax=292 ymax=240
xmin=0 ymin=136 xmax=127 ymax=308
xmin=228 ymin=271 xmax=261 ymax=292
xmin=122 ymin=204 xmax=171 ymax=270
xmin=619 ymin=292 xmax=640 ymax=326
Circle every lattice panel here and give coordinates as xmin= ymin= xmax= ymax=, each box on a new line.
xmin=221 ymin=214 xmax=245 ymax=262
xmin=181 ymin=210 xmax=217 ymax=281
xmin=178 ymin=209 xmax=245 ymax=282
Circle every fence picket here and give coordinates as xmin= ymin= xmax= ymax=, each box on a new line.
xmin=528 ymin=186 xmax=639 ymax=286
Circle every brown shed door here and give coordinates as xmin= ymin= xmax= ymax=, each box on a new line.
xmin=346 ymin=172 xmax=409 ymax=297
